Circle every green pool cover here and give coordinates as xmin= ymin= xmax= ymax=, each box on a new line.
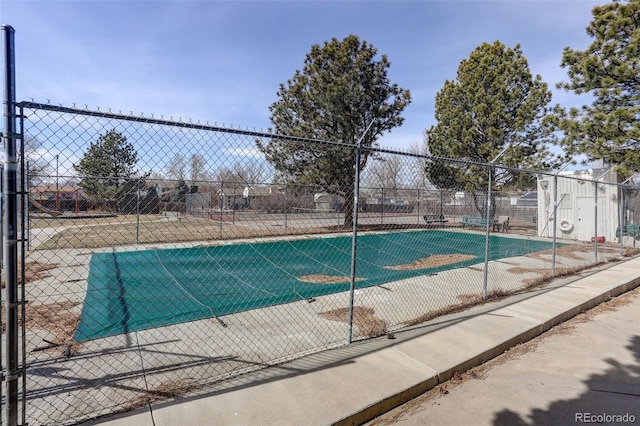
xmin=75 ymin=230 xmax=556 ymax=341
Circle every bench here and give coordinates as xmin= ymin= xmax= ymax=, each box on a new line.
xmin=615 ymin=224 xmax=640 ymax=239
xmin=460 ymin=216 xmax=491 ymax=229
xmin=493 ymin=215 xmax=510 ymax=233
xmin=423 ymin=214 xmax=448 ymax=224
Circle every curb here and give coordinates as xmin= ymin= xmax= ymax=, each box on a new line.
xmin=333 ymin=264 xmax=640 ymax=426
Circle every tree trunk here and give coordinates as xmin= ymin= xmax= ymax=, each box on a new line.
xmin=471 ymin=191 xmax=485 ymax=217
xmin=343 ymin=183 xmax=355 ymax=229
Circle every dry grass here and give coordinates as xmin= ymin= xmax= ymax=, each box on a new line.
xmin=405 ymin=256 xmax=621 ymax=329
xmin=30 ymin=214 xmax=156 ymax=229
xmin=37 ymin=215 xmax=339 ymax=249
xmin=124 ymin=380 xmax=195 ymax=411
xmin=404 ymin=289 xmax=510 ymax=327
xmin=507 ymin=263 xmax=606 ymax=288
xmin=546 ymin=285 xmax=640 ymax=337
xmin=1 ymin=260 xmax=78 ymax=355
xmin=319 ymin=306 xmax=387 ymax=337
xmin=2 ymin=301 xmax=80 ymax=343
xmin=623 ymin=247 xmax=640 ymax=257
xmin=384 ymin=254 xmax=476 ymax=271
xmin=456 ymin=293 xmax=485 ymax=304
xmin=1 ymin=261 xmax=58 ymax=288
xmin=298 ymin=275 xmax=365 ymax=284
xmin=526 ymin=244 xmax=618 ymax=262
xmin=368 ymin=367 xmax=486 ymax=426
xmin=33 ymin=214 xmax=444 ymax=249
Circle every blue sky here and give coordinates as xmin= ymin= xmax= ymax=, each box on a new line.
xmin=3 ymin=0 xmax=601 ymax=152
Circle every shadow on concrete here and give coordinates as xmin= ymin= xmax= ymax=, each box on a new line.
xmin=493 ymin=334 xmax=640 ymax=425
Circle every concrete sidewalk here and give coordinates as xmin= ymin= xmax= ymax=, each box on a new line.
xmin=368 ymin=283 xmax=640 ymax=425
xmin=85 ymin=256 xmax=640 ymax=426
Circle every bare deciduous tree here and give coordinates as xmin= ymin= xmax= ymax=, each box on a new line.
xmin=216 ymin=160 xmax=270 ymax=187
xmin=22 ymin=135 xmax=52 ymax=187
xmin=189 ymin=153 xmax=208 ymax=184
xmin=167 ymin=154 xmax=187 ymax=181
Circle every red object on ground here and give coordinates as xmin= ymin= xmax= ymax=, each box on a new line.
xmin=591 ymin=236 xmax=605 ymax=243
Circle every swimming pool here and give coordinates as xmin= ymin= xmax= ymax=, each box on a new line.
xmin=75 ymin=230 xmax=556 ymax=341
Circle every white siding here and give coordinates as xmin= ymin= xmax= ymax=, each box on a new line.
xmin=537 ymin=168 xmax=620 ymax=242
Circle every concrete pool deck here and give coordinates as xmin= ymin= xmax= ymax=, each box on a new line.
xmin=18 ymin=229 xmax=637 ymax=425
xmin=80 ymin=254 xmax=640 ymax=426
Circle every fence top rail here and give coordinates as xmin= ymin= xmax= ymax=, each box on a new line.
xmin=16 ymin=100 xmax=353 ymax=148
xmin=365 ymin=144 xmax=640 ymax=188
xmin=16 ymin=101 xmax=640 ymax=190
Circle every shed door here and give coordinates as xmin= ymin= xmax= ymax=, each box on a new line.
xmin=576 ymin=197 xmax=595 ymax=242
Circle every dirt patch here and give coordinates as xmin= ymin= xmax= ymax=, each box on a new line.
xmin=456 ymin=293 xmax=484 ymax=304
xmin=404 ymin=290 xmax=510 ymax=327
xmin=527 ymin=244 xmax=617 ymax=262
xmin=2 ymin=301 xmax=80 ymax=344
xmin=319 ymin=306 xmax=387 ymax=337
xmin=1 ymin=261 xmax=58 ymax=288
xmin=298 ymin=275 xmax=364 ymax=284
xmin=385 ymin=254 xmax=476 ymax=271
xmin=407 ymin=259 xmax=618 ymax=329
xmin=623 ymin=247 xmax=640 ymax=257
xmin=507 ymin=263 xmax=605 ymax=287
xmin=125 ymin=380 xmax=195 ymax=411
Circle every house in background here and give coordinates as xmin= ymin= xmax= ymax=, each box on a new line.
xmin=516 ymin=191 xmax=538 ymax=207
xmin=30 ymin=184 xmax=88 ymax=213
xmin=185 ymin=184 xmax=287 ymax=216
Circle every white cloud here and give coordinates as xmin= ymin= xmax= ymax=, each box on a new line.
xmin=224 ymin=147 xmax=265 ymax=159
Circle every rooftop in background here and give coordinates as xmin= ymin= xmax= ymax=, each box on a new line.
xmin=30 ymin=185 xmax=82 ymax=194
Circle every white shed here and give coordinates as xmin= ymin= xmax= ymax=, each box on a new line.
xmin=537 ymin=167 xmax=621 ymax=242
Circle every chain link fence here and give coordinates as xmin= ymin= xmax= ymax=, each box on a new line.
xmin=2 ymin=100 xmax=637 ymax=425
xmin=2 ymin=20 xmax=639 ymax=422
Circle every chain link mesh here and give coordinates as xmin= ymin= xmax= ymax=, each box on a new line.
xmin=7 ymin=101 xmax=639 ymax=425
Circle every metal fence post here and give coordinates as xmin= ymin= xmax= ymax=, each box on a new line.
xmin=482 ymin=164 xmax=492 ymax=299
xmin=619 ymin=184 xmax=625 ymax=256
xmin=25 ymin=161 xmax=30 ymax=251
xmin=483 ymin=143 xmax=512 ymax=299
xmin=219 ymin=181 xmax=224 ymax=239
xmin=594 ymin=181 xmax=599 ymax=262
xmin=348 ymin=121 xmax=374 ymax=343
xmin=3 ymin=23 xmax=20 ymax=426
xmin=231 ymin=182 xmax=236 ymax=225
xmin=348 ymin=145 xmax=362 ymax=343
xmin=416 ymin=188 xmax=421 ymax=224
xmin=380 ymin=186 xmax=384 ymax=225
xmin=552 ymin=173 xmax=558 ymax=276
xmin=284 ymin=183 xmax=288 ymax=234
xmin=19 ymin=105 xmax=26 ymax=424
xmin=135 ymin=177 xmax=140 ymax=244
